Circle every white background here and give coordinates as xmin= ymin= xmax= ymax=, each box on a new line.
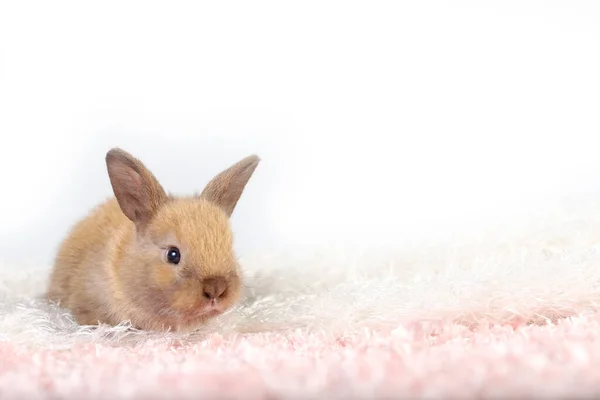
xmin=1 ymin=1 xmax=599 ymax=266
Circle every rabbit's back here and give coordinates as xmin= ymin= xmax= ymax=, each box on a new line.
xmin=46 ymin=198 xmax=130 ymax=322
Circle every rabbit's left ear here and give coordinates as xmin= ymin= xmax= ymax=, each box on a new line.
xmin=106 ymin=148 xmax=168 ymax=227
xmin=200 ymin=155 xmax=260 ymax=217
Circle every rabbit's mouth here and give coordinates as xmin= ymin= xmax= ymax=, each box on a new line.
xmin=181 ymin=305 xmax=223 ymax=321
xmin=199 ymin=304 xmax=224 ymax=317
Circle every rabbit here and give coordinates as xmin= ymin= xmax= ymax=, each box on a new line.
xmin=46 ymin=147 xmax=260 ymax=332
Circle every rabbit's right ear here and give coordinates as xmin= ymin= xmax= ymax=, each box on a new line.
xmin=106 ymin=148 xmax=167 ymax=227
xmin=200 ymin=155 xmax=260 ymax=217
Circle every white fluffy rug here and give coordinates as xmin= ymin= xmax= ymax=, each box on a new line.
xmin=3 ymin=200 xmax=600 ymax=398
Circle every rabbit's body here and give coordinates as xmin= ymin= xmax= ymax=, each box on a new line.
xmin=48 ymin=198 xmax=128 ymax=327
xmin=46 ymin=149 xmax=260 ymax=332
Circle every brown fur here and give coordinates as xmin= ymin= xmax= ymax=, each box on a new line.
xmin=46 ymin=148 xmax=260 ymax=332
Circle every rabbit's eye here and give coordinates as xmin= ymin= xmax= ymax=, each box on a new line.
xmin=166 ymin=247 xmax=181 ymax=265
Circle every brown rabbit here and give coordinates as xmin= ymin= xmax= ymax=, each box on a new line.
xmin=46 ymin=148 xmax=260 ymax=332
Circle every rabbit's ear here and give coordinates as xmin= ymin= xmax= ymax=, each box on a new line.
xmin=106 ymin=148 xmax=168 ymax=226
xmin=200 ymin=155 xmax=260 ymax=217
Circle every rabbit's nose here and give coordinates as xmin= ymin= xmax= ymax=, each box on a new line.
xmin=202 ymin=277 xmax=228 ymax=300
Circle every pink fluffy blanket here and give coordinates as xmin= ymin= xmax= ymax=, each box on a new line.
xmin=2 ymin=208 xmax=600 ymax=399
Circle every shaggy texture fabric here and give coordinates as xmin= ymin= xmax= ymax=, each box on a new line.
xmin=3 ymin=203 xmax=600 ymax=399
